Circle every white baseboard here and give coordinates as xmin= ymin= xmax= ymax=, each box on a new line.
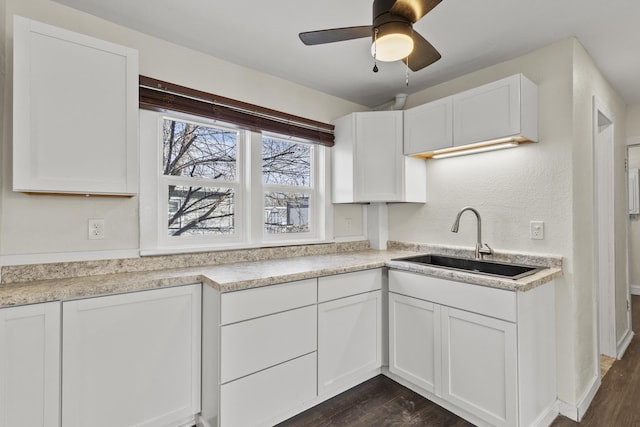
xmin=631 ymin=285 xmax=640 ymax=295
xmin=558 ymin=373 xmax=600 ymax=422
xmin=617 ymin=329 xmax=634 ymax=359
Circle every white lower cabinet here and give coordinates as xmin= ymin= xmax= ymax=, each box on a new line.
xmin=62 ymin=284 xmax=201 ymax=427
xmin=389 ymin=293 xmax=440 ymax=394
xmin=441 ymin=306 xmax=517 ymax=426
xmin=216 ymin=278 xmax=318 ymax=427
xmin=389 ymin=269 xmax=556 ymax=427
xmin=318 ymin=291 xmax=382 ymax=396
xmin=220 ymin=353 xmax=317 ymax=427
xmin=0 ymin=302 xmax=61 ymax=427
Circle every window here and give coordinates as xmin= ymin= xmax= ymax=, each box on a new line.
xmin=262 ymin=136 xmax=313 ymax=236
xmin=140 ymin=111 xmax=328 ymax=254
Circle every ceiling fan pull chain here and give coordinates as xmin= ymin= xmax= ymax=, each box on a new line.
xmin=405 ymin=59 xmax=410 ymax=86
xmin=373 ymin=28 xmax=379 ymax=73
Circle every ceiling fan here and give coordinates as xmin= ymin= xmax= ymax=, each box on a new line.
xmin=299 ymin=0 xmax=443 ymax=72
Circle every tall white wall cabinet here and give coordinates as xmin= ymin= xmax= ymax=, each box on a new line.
xmin=13 ymin=16 xmax=138 ymax=195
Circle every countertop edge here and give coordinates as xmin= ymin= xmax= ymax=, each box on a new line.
xmin=0 ymin=249 xmax=562 ymax=308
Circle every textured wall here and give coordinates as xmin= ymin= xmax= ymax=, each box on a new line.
xmin=389 ymin=38 xmax=628 ymax=407
xmin=0 ymin=0 xmax=364 ymax=260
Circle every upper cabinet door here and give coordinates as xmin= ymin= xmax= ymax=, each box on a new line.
xmin=404 ymin=97 xmax=453 ymax=154
xmin=354 ymin=111 xmax=404 ymax=202
xmin=13 ymin=16 xmax=139 ymax=195
xmin=453 ymin=74 xmax=537 ymax=146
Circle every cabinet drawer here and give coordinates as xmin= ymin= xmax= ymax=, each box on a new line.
xmin=220 ymin=352 xmax=317 ymax=427
xmin=220 ymin=278 xmax=316 ymax=325
xmin=389 ymin=269 xmax=516 ymax=322
xmin=220 ymin=305 xmax=316 ymax=383
xmin=318 ymin=268 xmax=382 ymax=302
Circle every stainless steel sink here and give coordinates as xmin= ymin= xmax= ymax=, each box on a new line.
xmin=392 ymin=254 xmax=542 ymax=280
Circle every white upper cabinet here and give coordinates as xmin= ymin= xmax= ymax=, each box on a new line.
xmin=404 ymin=74 xmax=538 ymax=156
xmin=404 ymin=97 xmax=453 ymax=155
xmin=332 ymin=111 xmax=426 ymax=203
xmin=453 ymin=73 xmax=538 ymax=146
xmin=13 ymin=16 xmax=139 ymax=195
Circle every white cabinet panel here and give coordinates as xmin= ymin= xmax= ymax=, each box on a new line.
xmin=389 ymin=269 xmax=516 ymax=322
xmin=318 ymin=268 xmax=382 ymax=302
xmin=389 ymin=293 xmax=440 ymax=394
xmin=0 ymin=302 xmax=60 ymax=427
xmin=13 ymin=16 xmax=138 ymax=195
xmin=62 ymin=285 xmax=201 ymax=427
xmin=404 ymin=97 xmax=453 ymax=154
xmin=332 ymin=111 xmax=426 ymax=203
xmin=318 ymin=291 xmax=382 ymax=396
xmin=453 ymin=74 xmax=538 ymax=146
xmin=220 ymin=305 xmax=317 ymax=383
xmin=441 ymin=306 xmax=517 ymax=427
xmin=220 ymin=353 xmax=317 ymax=427
xmin=220 ymin=278 xmax=316 ymax=324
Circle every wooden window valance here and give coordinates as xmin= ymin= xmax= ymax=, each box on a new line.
xmin=139 ymin=76 xmax=334 ymax=147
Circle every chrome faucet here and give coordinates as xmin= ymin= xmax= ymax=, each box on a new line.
xmin=451 ymin=207 xmax=493 ymax=259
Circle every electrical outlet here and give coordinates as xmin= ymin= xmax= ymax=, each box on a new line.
xmin=345 ymin=218 xmax=352 ymax=233
xmin=88 ymin=219 xmax=105 ymax=240
xmin=530 ymin=221 xmax=544 ymax=240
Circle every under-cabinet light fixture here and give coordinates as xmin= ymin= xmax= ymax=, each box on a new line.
xmin=414 ymin=136 xmax=529 ymax=160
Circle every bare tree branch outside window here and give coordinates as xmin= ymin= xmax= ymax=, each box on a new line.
xmin=162 ymin=120 xmax=314 ymax=238
xmin=163 ymin=119 xmax=237 ymax=236
xmin=262 ymin=137 xmax=312 ymax=234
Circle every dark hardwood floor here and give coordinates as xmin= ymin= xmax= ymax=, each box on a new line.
xmin=278 ymin=295 xmax=640 ymax=427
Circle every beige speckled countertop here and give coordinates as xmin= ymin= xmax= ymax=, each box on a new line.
xmin=0 ymin=241 xmax=563 ymax=308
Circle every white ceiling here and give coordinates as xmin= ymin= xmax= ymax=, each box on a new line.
xmin=53 ymin=0 xmax=640 ymax=108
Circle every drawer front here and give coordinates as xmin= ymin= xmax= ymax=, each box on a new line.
xmin=220 ymin=353 xmax=317 ymax=427
xmin=220 ymin=305 xmax=317 ymax=383
xmin=318 ymin=268 xmax=382 ymax=302
xmin=221 ymin=278 xmax=316 ymax=325
xmin=389 ymin=269 xmax=516 ymax=322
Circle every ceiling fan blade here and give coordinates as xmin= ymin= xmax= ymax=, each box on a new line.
xmin=390 ymin=0 xmax=443 ymax=23
xmin=402 ymin=31 xmax=441 ymax=71
xmin=299 ymin=25 xmax=372 ymax=45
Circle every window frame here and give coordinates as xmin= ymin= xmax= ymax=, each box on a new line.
xmin=139 ymin=110 xmax=331 ymax=255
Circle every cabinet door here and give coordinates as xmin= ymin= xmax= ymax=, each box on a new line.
xmin=318 ymin=291 xmax=382 ymax=396
xmin=388 ymin=293 xmax=440 ymax=394
xmin=13 ymin=16 xmax=138 ymax=195
xmin=62 ymin=285 xmax=201 ymax=427
xmin=453 ymin=74 xmax=521 ymax=146
xmin=354 ymin=111 xmax=404 ymax=202
xmin=404 ymin=97 xmax=453 ymax=154
xmin=441 ymin=306 xmax=517 ymax=427
xmin=0 ymin=302 xmax=60 ymax=427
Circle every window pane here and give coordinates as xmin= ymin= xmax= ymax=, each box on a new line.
xmin=163 ymin=119 xmax=237 ymax=180
xmin=264 ymin=192 xmax=309 ymax=234
xmin=168 ymin=185 xmax=234 ymax=236
xmin=262 ymin=137 xmax=311 ymax=186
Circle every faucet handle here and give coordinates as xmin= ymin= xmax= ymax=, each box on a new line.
xmin=479 ymin=243 xmax=493 ymax=256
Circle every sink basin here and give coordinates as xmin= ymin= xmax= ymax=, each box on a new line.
xmin=392 ymin=254 xmax=542 ymax=280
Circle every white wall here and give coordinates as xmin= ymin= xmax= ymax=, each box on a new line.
xmin=0 ymin=0 xmax=365 ymax=261
xmin=629 ymin=146 xmax=640 ymax=290
xmin=389 ymin=38 xmax=628 ymax=409
xmin=627 ymin=106 xmax=640 ymax=292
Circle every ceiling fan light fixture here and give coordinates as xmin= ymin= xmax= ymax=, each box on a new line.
xmin=371 ymin=21 xmax=414 ymax=62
